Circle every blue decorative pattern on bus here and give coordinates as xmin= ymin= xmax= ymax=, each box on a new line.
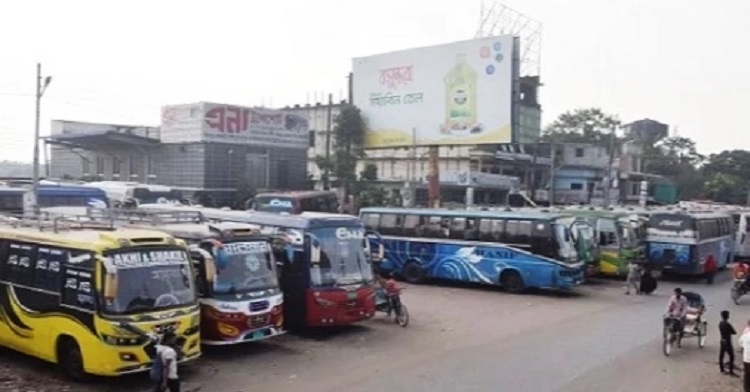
xmin=648 ymin=242 xmax=691 ymax=265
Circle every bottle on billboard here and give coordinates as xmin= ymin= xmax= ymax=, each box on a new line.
xmin=443 ymin=53 xmax=479 ymax=136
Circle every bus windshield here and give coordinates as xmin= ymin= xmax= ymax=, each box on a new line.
xmin=309 ymin=226 xmax=373 ymax=287
xmin=104 ymin=247 xmax=196 ymax=314
xmin=553 ymin=222 xmax=577 ymax=263
xmin=253 ymin=196 xmax=295 ymax=213
xmin=214 ymin=240 xmax=279 ymax=294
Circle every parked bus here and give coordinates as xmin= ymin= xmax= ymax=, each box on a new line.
xmin=646 ymin=212 xmax=735 ymax=276
xmin=250 ymin=191 xmax=339 ymax=214
xmin=0 ymin=217 xmax=201 ymax=380
xmin=81 ymin=208 xmax=286 ymax=345
xmin=161 ymin=207 xmax=377 ymax=329
xmin=358 ymin=208 xmax=585 ymax=292
xmin=0 ymin=185 xmax=108 ymax=215
xmin=729 ymin=210 xmax=750 ymax=261
xmin=556 ymin=208 xmax=646 ymax=277
xmin=86 ymin=181 xmax=187 ymax=207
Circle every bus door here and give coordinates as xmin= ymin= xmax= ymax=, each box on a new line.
xmin=275 ymin=231 xmax=309 ymax=330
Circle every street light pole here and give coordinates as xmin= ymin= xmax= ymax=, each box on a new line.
xmin=31 ymin=63 xmax=52 ymax=216
xmin=603 ymin=124 xmax=616 ymax=207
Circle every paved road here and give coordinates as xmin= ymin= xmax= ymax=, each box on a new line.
xmin=0 ymin=273 xmax=742 ymax=392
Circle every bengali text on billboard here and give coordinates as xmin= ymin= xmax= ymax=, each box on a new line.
xmin=353 ymin=36 xmax=514 ymax=148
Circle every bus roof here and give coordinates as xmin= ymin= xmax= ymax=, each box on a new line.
xmin=359 ymin=207 xmax=570 ymax=221
xmin=0 ymin=224 xmax=181 ymax=252
xmin=199 ymin=208 xmax=362 ymax=229
xmin=255 ymin=190 xmax=336 ymax=198
xmin=649 ymin=211 xmax=732 ymax=219
xmin=137 ymin=221 xmax=261 ymax=240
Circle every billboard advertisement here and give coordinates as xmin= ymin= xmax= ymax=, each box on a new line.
xmin=353 ymin=35 xmax=514 ymax=148
xmin=160 ymin=102 xmax=310 ymax=149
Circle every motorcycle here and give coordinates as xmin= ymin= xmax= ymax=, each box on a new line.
xmin=375 ymin=287 xmax=409 ymax=327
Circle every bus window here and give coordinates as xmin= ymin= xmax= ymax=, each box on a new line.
xmin=517 ymin=221 xmax=532 ymax=243
xmin=490 ymin=219 xmax=505 ymax=242
xmin=362 ymin=213 xmax=380 ymax=231
xmin=478 ymin=219 xmax=492 ymax=241
xmin=506 ymin=221 xmax=520 ymax=242
xmin=380 ymin=214 xmax=400 ymax=236
xmin=464 ymin=218 xmax=480 ymax=241
xmin=4 ymin=242 xmax=35 ymax=286
xmin=402 ymin=215 xmax=420 ymax=237
xmin=449 ymin=217 xmax=466 ymax=240
xmin=34 ymin=247 xmax=64 ymax=292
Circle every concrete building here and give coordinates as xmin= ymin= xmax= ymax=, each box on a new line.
xmin=48 ymin=102 xmax=310 ymax=206
xmin=622 ymin=118 xmax=669 ymax=143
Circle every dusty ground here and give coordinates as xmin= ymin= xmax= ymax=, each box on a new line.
xmin=1 ymin=273 xmax=748 ymax=392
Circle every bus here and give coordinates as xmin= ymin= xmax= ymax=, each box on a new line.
xmin=162 ymin=207 xmax=377 ymax=329
xmin=0 ymin=217 xmax=202 ymax=380
xmin=86 ymin=181 xmax=187 ymax=207
xmin=83 ymin=208 xmax=286 ymax=345
xmin=250 ymin=191 xmax=339 ymax=214
xmin=358 ymin=208 xmax=585 ymax=292
xmin=646 ymin=211 xmax=735 ymax=276
xmin=556 ymin=208 xmax=645 ymax=277
xmin=728 ymin=210 xmax=750 ymax=261
xmin=0 ymin=185 xmax=108 ymax=215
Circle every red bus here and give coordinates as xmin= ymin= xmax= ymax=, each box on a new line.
xmin=196 ymin=208 xmax=377 ymax=330
xmin=251 ymin=191 xmax=339 ymax=215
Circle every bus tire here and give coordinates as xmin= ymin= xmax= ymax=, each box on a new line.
xmin=57 ymin=336 xmax=88 ymax=382
xmin=501 ymin=270 xmax=525 ymax=294
xmin=402 ymin=261 xmax=426 ymax=284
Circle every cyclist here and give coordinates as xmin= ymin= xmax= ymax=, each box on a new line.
xmin=665 ymin=287 xmax=689 ymax=347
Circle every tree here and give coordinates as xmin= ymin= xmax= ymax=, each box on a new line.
xmin=314 ymin=105 xmax=366 ymax=196
xmin=541 ymin=108 xmax=621 ymax=147
xmin=638 ymin=136 xmax=705 ymax=200
xmin=700 ymin=150 xmax=750 ymax=204
xmin=355 ymin=162 xmax=387 ymax=208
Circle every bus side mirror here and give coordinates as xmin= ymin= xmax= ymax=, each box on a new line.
xmin=378 ymin=244 xmax=385 ymax=260
xmin=103 ymin=272 xmax=118 ymax=302
xmin=285 ymin=244 xmax=294 ymax=262
xmin=307 ymin=234 xmax=321 ymax=264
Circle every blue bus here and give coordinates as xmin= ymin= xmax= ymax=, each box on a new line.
xmin=646 ymin=212 xmax=734 ymax=277
xmin=358 ymin=208 xmax=585 ymax=293
xmin=0 ymin=185 xmax=108 ymax=214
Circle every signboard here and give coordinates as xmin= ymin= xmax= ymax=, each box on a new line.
xmin=160 ymin=102 xmax=310 ymax=149
xmin=353 ymin=36 xmax=514 ymax=148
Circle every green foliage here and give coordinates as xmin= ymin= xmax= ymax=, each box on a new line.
xmin=314 ymin=104 xmax=367 ymax=196
xmin=541 ymin=108 xmax=621 ymax=147
xmin=355 ymin=162 xmax=387 ymax=208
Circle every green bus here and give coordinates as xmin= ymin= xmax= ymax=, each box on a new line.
xmin=554 ymin=209 xmax=645 ymax=277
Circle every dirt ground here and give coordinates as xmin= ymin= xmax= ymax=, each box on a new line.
xmin=0 ymin=275 xmax=747 ymax=392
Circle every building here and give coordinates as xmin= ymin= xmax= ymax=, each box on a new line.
xmin=48 ymin=102 xmax=310 ymax=206
xmin=622 ymin=118 xmax=669 ymax=143
xmin=551 ymin=143 xmax=616 ymax=205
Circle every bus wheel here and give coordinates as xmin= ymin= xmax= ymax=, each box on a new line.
xmin=402 ymin=261 xmax=426 ymax=284
xmin=501 ymin=270 xmax=525 ymax=294
xmin=58 ymin=337 xmax=88 ymax=382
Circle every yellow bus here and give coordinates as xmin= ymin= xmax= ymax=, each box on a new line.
xmin=0 ymin=217 xmax=203 ymax=380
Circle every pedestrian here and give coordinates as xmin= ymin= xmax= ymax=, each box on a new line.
xmin=719 ymin=310 xmax=738 ymax=376
xmin=738 ymin=320 xmax=750 ymax=391
xmin=625 ymin=261 xmax=641 ymax=295
xmin=153 ymin=331 xmax=181 ymax=392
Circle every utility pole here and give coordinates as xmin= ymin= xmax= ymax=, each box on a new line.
xmin=323 ymin=93 xmax=333 ymax=190
xmin=603 ymin=125 xmax=616 ymax=206
xmin=31 ymin=63 xmax=52 ymax=217
xmin=549 ymin=142 xmax=556 ymax=207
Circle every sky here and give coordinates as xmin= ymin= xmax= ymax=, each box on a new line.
xmin=0 ymin=0 xmax=748 ymax=162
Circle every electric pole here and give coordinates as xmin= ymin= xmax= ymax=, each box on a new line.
xmin=323 ymin=93 xmax=333 ymax=190
xmin=31 ymin=63 xmax=52 ymax=216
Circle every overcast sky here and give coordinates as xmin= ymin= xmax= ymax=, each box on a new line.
xmin=1 ymin=0 xmax=748 ymax=162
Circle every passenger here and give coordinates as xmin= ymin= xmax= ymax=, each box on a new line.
xmin=625 ymin=261 xmax=641 ymax=295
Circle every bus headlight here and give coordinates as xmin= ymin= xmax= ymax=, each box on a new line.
xmin=101 ymin=334 xmax=146 ymax=346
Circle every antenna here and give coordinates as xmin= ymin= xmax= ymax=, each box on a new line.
xmin=476 ymin=1 xmax=542 ymax=77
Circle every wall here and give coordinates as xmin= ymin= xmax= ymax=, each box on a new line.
xmin=558 ymin=144 xmax=610 ymax=169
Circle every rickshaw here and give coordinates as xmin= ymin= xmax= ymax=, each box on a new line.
xmin=663 ymin=291 xmax=708 ymax=356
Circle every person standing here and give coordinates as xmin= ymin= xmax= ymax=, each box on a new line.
xmin=625 ymin=261 xmax=641 ymax=295
xmin=738 ymin=320 xmax=750 ymax=391
xmin=154 ymin=332 xmax=181 ymax=392
xmin=719 ymin=310 xmax=738 ymax=376
xmin=705 ymin=254 xmax=717 ymax=285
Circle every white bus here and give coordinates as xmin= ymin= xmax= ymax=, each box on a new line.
xmin=85 ymin=181 xmax=189 ymax=207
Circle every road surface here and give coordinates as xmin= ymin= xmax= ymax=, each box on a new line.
xmin=0 ymin=272 xmax=744 ymax=392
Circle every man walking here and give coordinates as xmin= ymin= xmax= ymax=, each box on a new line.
xmin=625 ymin=261 xmax=641 ymax=295
xmin=738 ymin=320 xmax=750 ymax=391
xmin=154 ymin=331 xmax=181 ymax=392
xmin=719 ymin=310 xmax=738 ymax=375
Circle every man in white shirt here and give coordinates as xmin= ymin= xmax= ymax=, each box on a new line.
xmin=154 ymin=332 xmax=180 ymax=392
xmin=737 ymin=321 xmax=750 ymax=392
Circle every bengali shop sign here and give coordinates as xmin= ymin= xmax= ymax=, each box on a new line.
xmin=353 ymin=36 xmax=514 ymax=148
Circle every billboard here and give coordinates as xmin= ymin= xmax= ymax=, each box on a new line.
xmin=160 ymin=102 xmax=310 ymax=149
xmin=353 ymin=35 xmax=515 ymax=148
